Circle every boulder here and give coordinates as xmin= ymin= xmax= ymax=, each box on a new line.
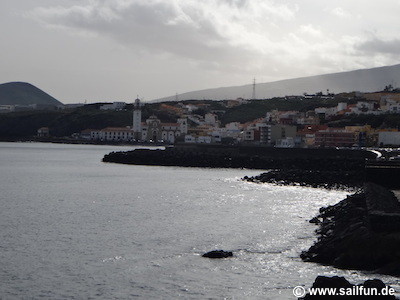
xmin=309 ymin=217 xmax=321 ymax=224
xmin=202 ymin=250 xmax=233 ymax=259
xmin=301 ymin=183 xmax=400 ymax=275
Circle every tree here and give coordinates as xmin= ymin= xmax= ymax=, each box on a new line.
xmin=384 ymin=84 xmax=394 ymax=92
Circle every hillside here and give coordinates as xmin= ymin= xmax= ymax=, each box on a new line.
xmin=1 ymin=97 xmax=400 ymax=139
xmin=0 ymin=102 xmax=179 ymax=138
xmin=154 ymin=64 xmax=400 ymax=101
xmin=0 ymin=82 xmax=62 ymax=106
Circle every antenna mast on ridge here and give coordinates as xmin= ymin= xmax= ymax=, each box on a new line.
xmin=252 ymin=78 xmax=256 ymax=100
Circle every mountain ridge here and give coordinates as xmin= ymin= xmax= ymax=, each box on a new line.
xmin=0 ymin=82 xmax=63 ymax=106
xmin=153 ymin=64 xmax=400 ymax=102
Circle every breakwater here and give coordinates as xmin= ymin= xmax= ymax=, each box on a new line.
xmin=103 ymin=145 xmax=400 ymax=189
xmin=244 ymin=169 xmax=363 ymax=190
xmin=102 ymin=144 xmax=374 ymax=171
xmin=366 ymin=160 xmax=400 ymax=189
xmin=301 ymin=183 xmax=400 ymax=276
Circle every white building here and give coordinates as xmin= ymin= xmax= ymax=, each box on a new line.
xmin=139 ymin=115 xmax=188 ymax=143
xmin=315 ymin=107 xmax=327 ymax=115
xmin=204 ymin=113 xmax=219 ymax=126
xmin=356 ymin=101 xmax=374 ymax=111
xmin=184 ymin=104 xmax=198 ymax=113
xmin=187 ymin=115 xmax=204 ymax=125
xmin=197 ymin=136 xmax=212 ymax=143
xmin=177 ymin=118 xmax=188 ymax=134
xmin=378 ymin=131 xmax=400 ymax=146
xmin=337 ymin=102 xmax=348 ymax=111
xmin=385 ymin=100 xmax=400 ymax=113
xmin=184 ymin=135 xmax=197 ymax=143
xmin=210 ymin=130 xmax=222 ymax=143
xmin=221 ymin=122 xmax=242 ymax=140
xmin=389 ymin=104 xmax=400 ymax=113
xmin=275 ymin=137 xmax=295 ymax=148
xmin=315 ymin=106 xmax=337 ymax=119
xmin=225 ymin=122 xmax=240 ymax=131
xmin=91 ymin=127 xmax=134 ymax=141
xmin=184 ymin=134 xmax=213 ymax=144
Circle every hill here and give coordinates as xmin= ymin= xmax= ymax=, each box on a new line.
xmin=1 ymin=97 xmax=400 ymax=139
xmin=154 ymin=64 xmax=400 ymax=101
xmin=0 ymin=82 xmax=62 ymax=106
xmin=0 ymin=102 xmax=179 ymax=138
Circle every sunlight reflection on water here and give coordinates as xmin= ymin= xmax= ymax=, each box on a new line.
xmin=0 ymin=142 xmax=398 ymax=299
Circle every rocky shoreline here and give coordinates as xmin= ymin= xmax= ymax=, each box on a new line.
xmin=301 ymin=183 xmax=400 ymax=276
xmin=243 ymin=169 xmax=364 ymax=190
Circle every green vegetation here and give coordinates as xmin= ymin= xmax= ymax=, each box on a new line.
xmin=0 ymin=95 xmax=399 ymax=139
xmin=328 ymin=114 xmax=400 ymax=129
xmin=219 ymin=97 xmax=353 ymax=125
xmin=0 ymin=102 xmax=182 ymax=138
xmin=0 ymin=109 xmax=130 ymax=138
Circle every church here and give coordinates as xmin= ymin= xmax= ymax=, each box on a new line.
xmin=133 ymin=98 xmax=188 ymax=143
xmin=85 ymin=98 xmax=187 ymax=144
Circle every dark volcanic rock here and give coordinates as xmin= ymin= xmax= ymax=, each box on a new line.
xmin=103 ymin=146 xmax=370 ymax=172
xmin=301 ymin=183 xmax=400 ymax=276
xmin=300 ymin=276 xmax=395 ymax=299
xmin=244 ymin=169 xmax=364 ymax=190
xmin=202 ymin=250 xmax=233 ymax=259
xmin=309 ymin=217 xmax=321 ymax=224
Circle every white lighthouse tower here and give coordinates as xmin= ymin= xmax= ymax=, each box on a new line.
xmin=132 ymin=98 xmax=142 ymax=140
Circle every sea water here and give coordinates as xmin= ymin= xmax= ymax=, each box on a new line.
xmin=0 ymin=142 xmax=397 ymax=299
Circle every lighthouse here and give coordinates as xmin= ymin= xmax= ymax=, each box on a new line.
xmin=132 ymin=98 xmax=142 ymax=140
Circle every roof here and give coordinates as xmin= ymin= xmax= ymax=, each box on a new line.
xmin=317 ymin=127 xmax=353 ymax=133
xmin=81 ymin=129 xmax=96 ymax=133
xmin=297 ymin=125 xmax=328 ymax=135
xmin=243 ymin=117 xmax=265 ymax=127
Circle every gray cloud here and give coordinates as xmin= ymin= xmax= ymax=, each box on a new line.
xmin=27 ymin=0 xmax=297 ymax=72
xmin=357 ymin=37 xmax=400 ymax=55
xmin=10 ymin=0 xmax=400 ymax=101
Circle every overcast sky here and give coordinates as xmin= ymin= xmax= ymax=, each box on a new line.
xmin=1 ymin=0 xmax=400 ymax=103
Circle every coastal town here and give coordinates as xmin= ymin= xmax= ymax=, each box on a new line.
xmin=4 ymin=1 xmax=400 ymax=298
xmin=69 ymin=90 xmax=400 ymax=148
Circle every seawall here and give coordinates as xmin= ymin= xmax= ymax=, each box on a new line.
xmin=366 ymin=160 xmax=400 ymax=189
